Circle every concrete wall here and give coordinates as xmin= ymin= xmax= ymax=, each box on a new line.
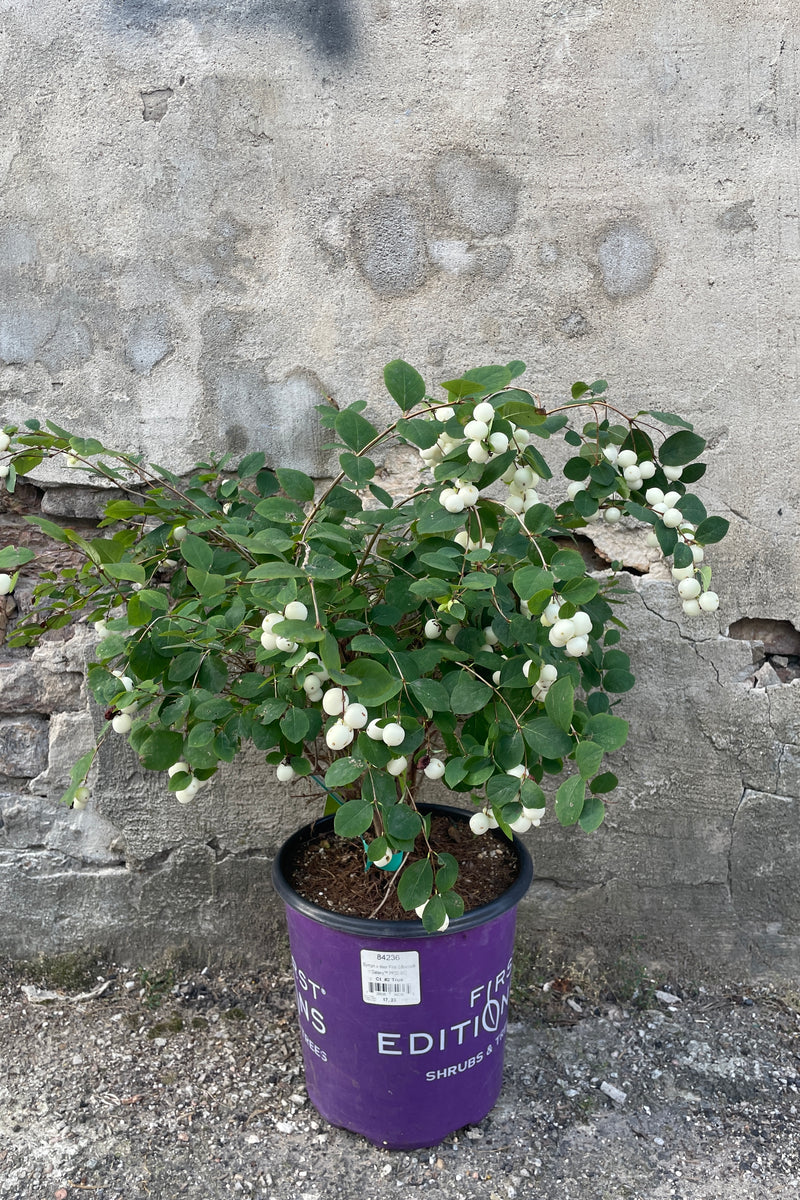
xmin=1 ymin=1 xmax=799 ymax=975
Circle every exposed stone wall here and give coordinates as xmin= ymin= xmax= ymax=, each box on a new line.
xmin=1 ymin=1 xmax=799 ymax=974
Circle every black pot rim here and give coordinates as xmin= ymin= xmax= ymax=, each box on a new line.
xmin=271 ymin=802 xmax=534 ymax=938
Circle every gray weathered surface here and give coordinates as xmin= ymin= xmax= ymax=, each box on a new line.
xmin=0 ymin=1 xmax=798 ymax=973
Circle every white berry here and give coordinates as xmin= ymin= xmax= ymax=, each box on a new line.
xmin=168 ymin=761 xmax=189 ymax=777
xmin=473 ymin=401 xmax=495 ymax=424
xmin=617 ymin=449 xmax=638 ymax=469
xmin=0 ymin=432 xmax=10 ymax=452
xmin=424 ymin=758 xmax=446 ymax=780
xmin=571 ymin=611 xmax=592 ymax=637
xmin=0 ymin=573 xmax=13 ymax=596
xmin=663 ymin=465 xmax=683 ymax=481
xmin=458 ymin=484 xmax=479 ymax=508
xmin=509 ymin=815 xmax=533 ymax=834
xmin=682 ymin=599 xmax=701 ymax=617
xmin=645 ymin=487 xmax=664 ymax=505
xmin=470 ymin=812 xmax=491 ymax=835
xmin=366 ymin=719 xmax=385 ymax=740
xmin=322 ymin=687 xmax=349 ymax=716
xmin=260 ymin=631 xmax=278 ymax=651
xmin=424 ymin=619 xmax=442 ymax=639
xmin=283 ymin=600 xmax=308 ymax=622
xmin=677 ymin=578 xmax=702 ymax=600
xmin=325 ymin=721 xmax=354 ymax=750
xmin=387 ymin=755 xmax=408 ymax=776
xmin=488 ymin=431 xmax=508 ymax=453
xmin=261 ymin=612 xmax=283 ymax=632
xmin=275 ymin=637 xmax=298 ymax=653
xmin=698 ymin=591 xmax=720 ymax=612
xmin=435 ymin=406 xmax=455 ymax=423
xmin=343 ymin=703 xmax=369 ymax=729
xmin=549 ymin=619 xmax=575 ymax=647
xmin=604 ymin=506 xmax=622 ymax=524
xmin=464 ymin=419 xmax=489 ymax=441
xmin=276 ymin=762 xmax=296 ymax=782
xmin=663 ymin=508 xmax=683 ymax=528
xmin=467 ymin=442 xmax=490 ymax=463
xmin=382 ymin=722 xmax=406 ymax=747
xmin=111 ymin=713 xmax=132 ymax=734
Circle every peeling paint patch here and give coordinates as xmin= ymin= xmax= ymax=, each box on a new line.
xmin=125 ymin=311 xmax=173 ymax=374
xmin=559 ymin=309 xmax=590 ymax=338
xmin=352 ymin=195 xmax=428 ymax=297
xmin=595 ymin=222 xmax=657 ymax=300
xmin=141 ymin=88 xmax=174 ymax=122
xmin=717 ymin=200 xmax=757 ymax=233
xmin=434 ymin=152 xmax=518 ymax=237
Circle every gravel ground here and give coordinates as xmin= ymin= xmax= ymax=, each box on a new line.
xmin=2 ymin=947 xmax=800 ymax=1200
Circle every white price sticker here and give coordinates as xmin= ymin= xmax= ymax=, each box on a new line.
xmin=360 ymin=950 xmax=421 ymax=1006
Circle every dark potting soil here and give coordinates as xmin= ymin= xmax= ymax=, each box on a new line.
xmin=287 ymin=811 xmax=520 ymax=921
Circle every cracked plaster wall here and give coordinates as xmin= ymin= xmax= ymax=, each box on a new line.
xmin=1 ymin=1 xmax=799 ymax=974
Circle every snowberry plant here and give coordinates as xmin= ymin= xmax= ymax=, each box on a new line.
xmin=0 ymin=362 xmax=728 ymax=931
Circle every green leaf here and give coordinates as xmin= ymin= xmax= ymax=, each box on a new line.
xmin=676 ymin=494 xmax=707 ymax=525
xmin=168 ymin=650 xmax=204 ymax=682
xmin=579 ymin=794 xmax=606 ymax=832
xmin=603 ymin=668 xmax=635 ymax=693
xmin=70 ymin=750 xmax=95 ymax=785
xmin=186 ymin=568 xmax=227 ymax=597
xmin=339 ymin=452 xmax=375 ymax=485
xmin=571 ymin=381 xmax=589 ymax=399
xmin=512 ymin=565 xmax=554 ymax=601
xmin=408 ymin=678 xmax=450 ymax=711
xmin=384 ymin=359 xmax=426 ymax=412
xmin=555 ymin=775 xmax=585 ymax=826
xmin=334 ymin=409 xmax=379 ymax=453
xmin=324 ymin=757 xmax=366 ymax=788
xmin=507 ymin=360 xmax=526 ymax=379
xmin=647 ymin=409 xmax=694 ymax=430
xmin=436 ymin=851 xmax=458 ymax=892
xmin=550 ymin=549 xmax=587 ymax=580
xmin=276 ymin=468 xmax=315 ymax=503
xmin=396 ymin=418 xmax=439 ymax=449
xmin=280 ymin=706 xmax=310 ymax=743
xmin=575 ymin=740 xmax=604 ymax=779
xmin=238 ymin=451 xmax=266 ymax=477
xmin=333 ymin=799 xmax=374 ymax=838
xmin=590 ymin=771 xmax=619 ymax=794
xmin=522 ymin=717 xmax=574 ymax=759
xmin=103 ymin=562 xmax=147 ymax=584
xmin=346 ymin=658 xmax=402 ymax=706
xmin=659 ymin=430 xmax=707 ymax=466
xmin=0 ymin=545 xmax=35 ymax=570
xmin=673 ymin=542 xmax=694 ymax=569
xmin=385 ymin=805 xmax=422 ymax=842
xmin=180 ymin=534 xmax=213 ymax=572
xmin=449 ymin=672 xmax=493 ymax=715
xmin=585 ymin=712 xmax=629 ymax=751
xmin=523 ymin=503 xmax=556 ymax=535
xmin=694 ymin=516 xmax=730 ymax=545
xmin=139 ymin=729 xmax=185 ymax=771
xmin=655 ymin=519 xmax=678 ymax=556
xmin=305 ymin=555 xmax=351 ymax=581
xmin=544 ymin=676 xmax=574 ymax=732
xmin=397 ymin=859 xmax=434 ymax=910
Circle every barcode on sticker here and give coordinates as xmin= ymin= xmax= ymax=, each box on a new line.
xmin=360 ymin=950 xmax=421 ymax=1006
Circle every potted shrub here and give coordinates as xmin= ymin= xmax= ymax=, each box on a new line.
xmin=0 ymin=359 xmax=727 ymax=1147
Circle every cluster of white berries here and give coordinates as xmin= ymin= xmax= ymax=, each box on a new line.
xmin=167 ymin=760 xmax=209 ymax=804
xmin=260 ymin=600 xmax=309 ymax=655
xmin=524 ymin=660 xmax=559 ymax=701
xmin=416 ymin=398 xmax=541 ymax=524
xmin=469 ymin=764 xmax=545 ymax=838
xmin=540 ymin=600 xmax=593 ymax=658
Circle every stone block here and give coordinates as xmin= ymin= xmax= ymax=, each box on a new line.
xmin=28 ymin=710 xmax=96 ymax=797
xmin=0 ymin=716 xmax=49 ymax=777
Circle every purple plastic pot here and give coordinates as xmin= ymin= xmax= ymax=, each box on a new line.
xmin=272 ymin=803 xmax=533 ymax=1149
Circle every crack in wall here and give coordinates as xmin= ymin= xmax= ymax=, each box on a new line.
xmin=727 ymin=787 xmax=748 ymax=911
